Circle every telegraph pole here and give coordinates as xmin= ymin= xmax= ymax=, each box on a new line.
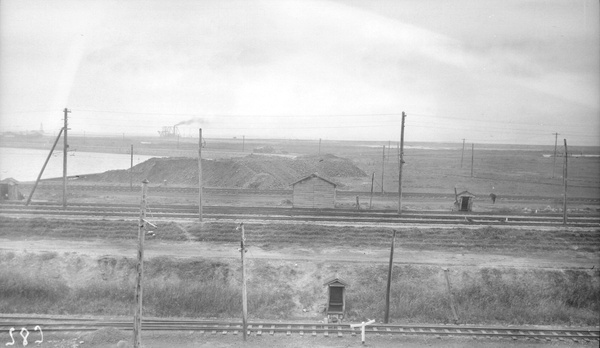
xmin=134 ymin=179 xmax=149 ymax=348
xmin=398 ymin=112 xmax=406 ymax=215
xmin=552 ymin=132 xmax=559 ymax=178
xmin=198 ymin=129 xmax=203 ymax=222
xmin=470 ymin=143 xmax=474 ymax=177
xmin=381 ymin=145 xmax=385 ymax=194
xmin=237 ymin=223 xmax=248 ymax=341
xmin=62 ymin=108 xmax=70 ymax=209
xmin=384 ymin=229 xmax=397 ymax=323
xmin=563 ymin=139 xmax=568 ymax=225
xmin=460 ymin=139 xmax=465 ymax=168
xmin=130 ymin=145 xmax=134 ymax=191
xmin=369 ymin=173 xmax=374 ymax=209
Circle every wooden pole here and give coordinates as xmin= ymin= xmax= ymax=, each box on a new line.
xmin=398 ymin=112 xmax=406 ymax=215
xmin=384 ymin=229 xmax=396 ymax=323
xmin=198 ymin=128 xmax=203 ymax=222
xmin=62 ymin=108 xmax=70 ymax=209
xmin=133 ymin=179 xmax=149 ymax=348
xmin=369 ymin=173 xmax=374 ymax=209
xmin=130 ymin=144 xmax=134 ymax=191
xmin=381 ymin=145 xmax=385 ymax=194
xmin=470 ymin=143 xmax=474 ymax=177
xmin=238 ymin=223 xmax=248 ymax=341
xmin=563 ymin=139 xmax=568 ymax=225
xmin=443 ymin=268 xmax=459 ymax=324
xmin=26 ymin=127 xmax=64 ymax=205
xmin=460 ymin=139 xmax=465 ymax=168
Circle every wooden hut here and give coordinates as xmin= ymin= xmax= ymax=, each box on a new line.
xmin=0 ymin=178 xmax=23 ymax=201
xmin=455 ymin=190 xmax=476 ymax=212
xmin=291 ymin=173 xmax=336 ymax=209
xmin=323 ymin=276 xmax=348 ymax=322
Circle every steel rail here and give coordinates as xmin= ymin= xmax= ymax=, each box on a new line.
xmin=0 ymin=316 xmax=598 ymax=342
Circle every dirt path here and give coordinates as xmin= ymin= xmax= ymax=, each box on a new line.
xmin=1 ymin=237 xmax=596 ymax=270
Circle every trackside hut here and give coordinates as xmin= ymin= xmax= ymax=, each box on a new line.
xmin=291 ymin=173 xmax=337 ymax=209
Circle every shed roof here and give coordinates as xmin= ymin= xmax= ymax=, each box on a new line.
xmin=0 ymin=178 xmax=19 ymax=184
xmin=457 ymin=190 xmax=476 ymax=197
xmin=323 ymin=276 xmax=349 ymax=287
xmin=291 ymin=173 xmax=337 ymax=187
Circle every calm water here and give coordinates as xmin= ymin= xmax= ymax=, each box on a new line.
xmin=0 ymin=147 xmax=157 ymax=182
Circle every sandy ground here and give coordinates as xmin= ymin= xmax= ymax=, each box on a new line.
xmin=1 ymin=237 xmax=597 ymax=270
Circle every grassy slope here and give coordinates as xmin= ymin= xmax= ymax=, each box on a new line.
xmin=0 ymin=216 xmax=598 ymax=325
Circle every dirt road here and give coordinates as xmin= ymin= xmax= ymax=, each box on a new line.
xmin=1 ymin=237 xmax=596 ymax=270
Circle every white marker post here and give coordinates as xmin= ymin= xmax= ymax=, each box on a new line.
xmin=350 ymin=319 xmax=376 ymax=345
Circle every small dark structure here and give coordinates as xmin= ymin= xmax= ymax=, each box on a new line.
xmin=0 ymin=178 xmax=23 ymax=201
xmin=291 ymin=173 xmax=337 ymax=209
xmin=323 ymin=276 xmax=348 ymax=322
xmin=455 ymin=190 xmax=476 ymax=212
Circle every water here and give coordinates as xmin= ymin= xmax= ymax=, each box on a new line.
xmin=0 ymin=147 xmax=157 ymax=182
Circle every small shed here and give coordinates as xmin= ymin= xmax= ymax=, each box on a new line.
xmin=323 ymin=277 xmax=348 ymax=322
xmin=0 ymin=178 xmax=23 ymax=201
xmin=291 ymin=173 xmax=336 ymax=209
xmin=455 ymin=190 xmax=476 ymax=212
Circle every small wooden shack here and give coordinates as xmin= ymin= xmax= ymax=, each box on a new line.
xmin=291 ymin=173 xmax=336 ymax=209
xmin=455 ymin=190 xmax=476 ymax=212
xmin=0 ymin=178 xmax=23 ymax=201
xmin=323 ymin=276 xmax=348 ymax=322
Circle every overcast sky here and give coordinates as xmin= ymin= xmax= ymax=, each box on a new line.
xmin=1 ymin=0 xmax=598 ymax=145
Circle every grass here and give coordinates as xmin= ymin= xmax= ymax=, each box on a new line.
xmin=1 ymin=252 xmax=598 ymax=326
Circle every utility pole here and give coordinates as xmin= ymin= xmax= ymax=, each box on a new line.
xmin=443 ymin=268 xmax=459 ymax=324
xmin=26 ymin=128 xmax=64 ymax=205
xmin=130 ymin=145 xmax=134 ymax=191
xmin=198 ymin=129 xmax=203 ymax=222
xmin=398 ymin=112 xmax=406 ymax=215
xmin=460 ymin=139 xmax=466 ymax=168
xmin=319 ymin=138 xmax=322 ymax=156
xmin=369 ymin=173 xmax=374 ymax=209
xmin=563 ymin=139 xmax=568 ymax=225
xmin=62 ymin=108 xmax=70 ymax=209
xmin=381 ymin=145 xmax=385 ymax=194
xmin=237 ymin=223 xmax=248 ymax=341
xmin=384 ymin=229 xmax=396 ymax=323
xmin=470 ymin=143 xmax=474 ymax=177
xmin=552 ymin=132 xmax=559 ymax=178
xmin=133 ymin=179 xmax=149 ymax=348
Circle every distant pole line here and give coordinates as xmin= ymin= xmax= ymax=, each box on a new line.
xmin=369 ymin=173 xmax=374 ymax=209
xmin=134 ymin=179 xmax=149 ymax=348
xmin=552 ymin=132 xmax=559 ymax=178
xmin=198 ymin=128 xmax=203 ymax=222
xmin=563 ymin=139 xmax=568 ymax=225
xmin=26 ymin=127 xmax=64 ymax=205
xmin=398 ymin=112 xmax=406 ymax=215
xmin=62 ymin=108 xmax=71 ymax=209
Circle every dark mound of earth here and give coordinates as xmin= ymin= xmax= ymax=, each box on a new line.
xmin=80 ymin=153 xmax=366 ymax=189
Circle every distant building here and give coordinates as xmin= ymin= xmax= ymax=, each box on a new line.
xmin=0 ymin=178 xmax=23 ymax=201
xmin=291 ymin=173 xmax=336 ymax=209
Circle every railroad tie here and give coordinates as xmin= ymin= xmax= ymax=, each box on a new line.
xmin=299 ymin=325 xmax=303 ymax=336
xmin=257 ymin=325 xmax=262 ymax=337
xmin=312 ymin=325 xmax=317 ymax=337
xmin=247 ymin=324 xmax=252 ymax=337
xmin=270 ymin=325 xmax=275 ymax=336
xmin=373 ymin=327 xmax=379 ymax=336
xmin=287 ymin=325 xmax=291 ymax=336
xmin=337 ymin=326 xmax=342 ymax=337
xmin=324 ymin=326 xmax=329 ymax=337
xmin=387 ymin=327 xmax=392 ymax=336
xmin=222 ymin=324 xmax=228 ymax=335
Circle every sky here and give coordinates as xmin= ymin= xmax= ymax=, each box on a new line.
xmin=0 ymin=0 xmax=598 ymax=145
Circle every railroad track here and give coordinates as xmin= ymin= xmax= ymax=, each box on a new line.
xmin=1 ymin=316 xmax=598 ymax=342
xmin=1 ymin=202 xmax=599 ymax=227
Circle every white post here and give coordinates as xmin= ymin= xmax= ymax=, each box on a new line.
xmin=350 ymin=319 xmax=376 ymax=344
